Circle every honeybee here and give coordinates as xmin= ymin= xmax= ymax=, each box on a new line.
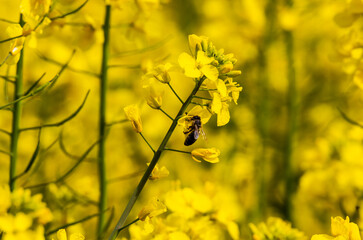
xmin=183 ymin=115 xmax=205 ymax=146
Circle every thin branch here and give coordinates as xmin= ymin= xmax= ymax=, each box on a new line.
xmin=107 ymin=170 xmax=145 ymax=184
xmin=159 ymin=108 xmax=173 ymax=121
xmin=46 ymin=210 xmax=106 ymax=236
xmin=116 ymin=218 xmax=139 ymax=234
xmin=0 ymin=18 xmax=18 ymax=24
xmin=50 ymin=0 xmax=89 ymax=20
xmin=190 ymin=101 xmax=208 ymax=106
xmin=0 ymin=35 xmax=23 ymax=44
xmin=338 ymin=108 xmax=363 ymax=128
xmin=58 ymin=130 xmax=95 ymax=162
xmin=111 ymin=36 xmax=172 ymax=58
xmin=163 ymin=148 xmax=191 ymax=154
xmin=193 ymin=95 xmax=212 ymax=100
xmin=0 ymin=149 xmax=12 ymax=156
xmin=12 ymin=129 xmax=41 ymax=180
xmin=108 ymin=64 xmax=140 ymax=69
xmin=37 ymin=52 xmax=99 ymax=77
xmin=64 ymin=182 xmax=99 ymax=205
xmin=23 ymin=73 xmax=46 ymax=96
xmin=106 ymin=119 xmax=128 ymax=127
xmin=26 ymin=140 xmax=99 ymax=189
xmin=167 ymin=83 xmax=184 ymax=104
xmin=20 ymin=90 xmax=90 ymax=131
xmin=0 ymin=51 xmax=75 ymax=110
xmin=0 ymin=129 xmax=11 ymax=136
xmin=139 ymin=132 xmax=155 ymax=153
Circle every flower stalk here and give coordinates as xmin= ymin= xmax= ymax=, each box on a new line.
xmin=108 ymin=77 xmax=205 ymax=240
xmin=9 ymin=14 xmax=25 ymax=192
xmin=282 ymin=0 xmax=297 ymax=222
xmin=97 ymin=4 xmax=111 ymax=239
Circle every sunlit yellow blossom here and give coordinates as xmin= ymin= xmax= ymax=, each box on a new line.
xmin=20 ymin=0 xmax=52 ymax=29
xmin=278 ymin=7 xmax=299 ymax=31
xmin=153 ymin=63 xmax=173 ymax=83
xmin=6 ymin=25 xmax=25 ymax=64
xmin=331 ymin=216 xmax=360 ymax=240
xmin=249 ymin=217 xmax=307 ymax=240
xmin=178 ymin=106 xmax=212 ymax=127
xmin=0 ymin=185 xmax=11 ymax=214
xmin=138 ymin=197 xmax=167 ymax=221
xmin=124 ymin=104 xmax=143 ymax=133
xmin=178 ymin=51 xmax=219 ymax=80
xmin=143 ymin=78 xmax=164 ymax=109
xmin=188 ymin=34 xmax=208 ymax=56
xmin=191 ymin=148 xmax=220 ymax=163
xmin=311 ymin=217 xmax=361 ymax=240
xmin=53 ymin=229 xmax=85 ymax=240
xmin=149 ymin=163 xmax=170 ymax=180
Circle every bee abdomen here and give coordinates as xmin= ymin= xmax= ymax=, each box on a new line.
xmin=184 ymin=133 xmax=197 ymax=146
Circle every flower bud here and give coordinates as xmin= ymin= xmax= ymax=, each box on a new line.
xmin=124 ymin=104 xmax=143 ymax=133
xmin=225 ymin=70 xmax=242 ymax=77
xmin=219 ymin=62 xmax=234 ymax=74
xmin=138 ymin=197 xmax=167 ymax=221
xmin=191 ymin=148 xmax=220 ymax=163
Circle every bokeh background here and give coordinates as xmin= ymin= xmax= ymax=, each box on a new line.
xmin=1 ymin=0 xmax=363 ymax=239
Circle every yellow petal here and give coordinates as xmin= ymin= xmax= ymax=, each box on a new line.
xmin=124 ymin=104 xmax=143 ymax=133
xmin=188 ymin=34 xmax=208 ymax=56
xmin=138 ymin=197 xmax=167 ymax=221
xmin=57 ymin=229 xmax=67 ymax=240
xmin=196 ymin=50 xmax=213 ymax=65
xmin=178 ymin=52 xmax=201 ymax=78
xmin=70 ymin=233 xmax=85 ymax=240
xmin=200 ymin=65 xmax=219 ymax=81
xmin=216 ymin=79 xmax=227 ymax=97
xmin=211 ymin=93 xmax=222 ymax=114
xmin=217 ymin=103 xmax=230 ymax=126
xmin=191 ymin=148 xmax=220 ymax=163
xmin=187 ymin=106 xmax=212 ymax=124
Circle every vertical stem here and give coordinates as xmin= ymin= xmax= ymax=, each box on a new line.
xmin=108 ymin=78 xmax=205 ymax=240
xmin=282 ymin=0 xmax=297 ymax=222
xmin=98 ymin=5 xmax=111 ymax=239
xmin=255 ymin=0 xmax=276 ymax=220
xmin=9 ymin=14 xmax=24 ymax=192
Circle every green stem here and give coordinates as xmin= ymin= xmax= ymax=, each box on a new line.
xmin=282 ymin=0 xmax=297 ymax=221
xmin=192 ymin=95 xmax=212 ymax=100
xmin=116 ymin=218 xmax=139 ymax=234
xmin=98 ymin=5 xmax=111 ymax=239
xmin=164 ymin=148 xmax=190 ymax=154
xmin=139 ymin=132 xmax=155 ymax=153
xmin=255 ymin=0 xmax=276 ymax=219
xmin=159 ymin=108 xmax=173 ymax=121
xmin=108 ymin=77 xmax=205 ymax=240
xmin=9 ymin=14 xmax=24 ymax=192
xmin=167 ymin=83 xmax=184 ymax=104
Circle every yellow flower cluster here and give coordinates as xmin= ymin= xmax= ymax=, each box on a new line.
xmin=249 ymin=217 xmax=307 ymax=240
xmin=311 ymin=216 xmax=361 ymax=240
xmin=129 ymin=182 xmax=240 ymax=240
xmin=179 ymin=34 xmax=242 ymax=126
xmin=0 ymin=185 xmax=53 ymax=240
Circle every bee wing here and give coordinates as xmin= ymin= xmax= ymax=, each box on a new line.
xmin=200 ymin=128 xmax=207 ymax=140
xmin=194 ymin=125 xmax=200 ymax=139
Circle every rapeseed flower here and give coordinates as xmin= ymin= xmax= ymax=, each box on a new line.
xmin=142 ymin=78 xmax=164 ymax=109
xmin=138 ymin=197 xmax=167 ymax=221
xmin=178 ymin=50 xmax=219 ymax=81
xmin=311 ymin=216 xmax=361 ymax=240
xmin=191 ymin=148 xmax=220 ymax=163
xmin=124 ymin=104 xmax=143 ymax=133
xmin=149 ymin=164 xmax=170 ymax=180
xmin=52 ymin=229 xmax=85 ymax=240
